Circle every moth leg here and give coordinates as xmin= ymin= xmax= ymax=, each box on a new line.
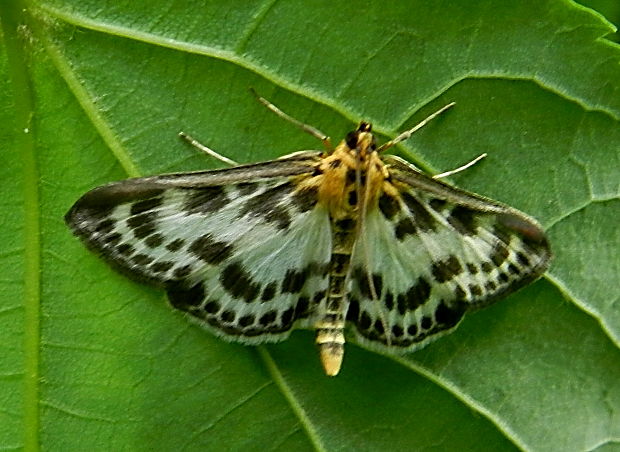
xmin=433 ymin=153 xmax=487 ymax=179
xmin=377 ymin=102 xmax=455 ymax=152
xmin=250 ymin=88 xmax=333 ymax=151
xmin=178 ymin=131 xmax=239 ymax=166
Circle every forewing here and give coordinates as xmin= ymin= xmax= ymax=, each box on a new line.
xmin=346 ymin=155 xmax=551 ymax=352
xmin=66 ymin=155 xmax=332 ymax=343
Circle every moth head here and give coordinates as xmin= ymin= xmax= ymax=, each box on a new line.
xmin=345 ymin=122 xmax=377 ymax=155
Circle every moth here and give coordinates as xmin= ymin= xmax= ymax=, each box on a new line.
xmin=66 ymin=96 xmax=551 ymax=376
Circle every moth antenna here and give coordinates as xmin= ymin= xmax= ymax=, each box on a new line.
xmin=377 ymin=102 xmax=455 ymax=152
xmin=178 ymin=132 xmax=238 ymax=166
xmin=433 ymin=153 xmax=487 ymax=179
xmin=250 ymin=88 xmax=333 ymax=150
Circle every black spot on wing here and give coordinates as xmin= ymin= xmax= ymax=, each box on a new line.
xmin=261 ymin=282 xmax=277 ymax=302
xmin=312 ymin=290 xmax=326 ymax=304
xmin=429 ymin=198 xmax=447 ymax=212
xmin=204 ymin=300 xmax=220 ymax=314
xmin=166 ymin=238 xmax=185 ymax=252
xmin=395 ymin=276 xmax=431 ymax=315
xmin=431 ymin=255 xmax=463 ymax=283
xmin=127 ymin=212 xmax=158 ymax=239
xmin=151 ymin=261 xmax=174 ymax=273
xmin=507 ymin=263 xmax=521 ymax=275
xmin=220 ymin=261 xmax=261 ymax=303
xmin=469 ymin=284 xmax=483 ymax=297
xmin=352 ymin=267 xmax=383 ymax=300
xmin=295 ymin=294 xmax=313 ymax=319
xmin=516 ymin=251 xmax=530 ymax=266
xmin=259 ymin=310 xmax=277 ymax=326
xmin=448 ymin=206 xmax=478 ymax=236
xmin=239 ymin=182 xmax=294 ymax=230
xmin=167 ymin=282 xmax=205 ymax=310
xmin=281 ymin=268 xmax=307 ymax=294
xmin=378 ymin=192 xmax=400 ymax=219
xmin=346 ymin=296 xmax=360 ymax=322
xmin=408 ymin=277 xmax=431 ymax=307
xmin=131 ymin=254 xmax=154 ymax=266
xmin=401 ymin=192 xmax=437 ymax=231
xmin=391 ymin=325 xmax=404 ymax=337
xmin=103 ymin=232 xmax=122 ymax=245
xmin=395 ymin=218 xmax=416 ymax=240
xmin=489 ymin=241 xmax=510 ymax=266
xmin=238 ymin=314 xmax=255 ymax=327
xmin=220 ymin=309 xmax=235 ymax=323
xmin=374 ymin=319 xmax=385 ymax=334
xmin=188 ymin=234 xmax=234 ymax=265
xmin=265 ymin=209 xmax=292 ymax=230
xmin=144 ymin=233 xmax=164 ymax=248
xmin=184 ymin=186 xmax=230 ymax=215
xmin=434 ymin=300 xmax=466 ymax=328
xmin=281 ymin=307 xmax=295 ymax=327
xmin=94 ymin=219 xmax=114 ymax=234
xmin=492 ymin=224 xmax=512 ymax=246
xmin=384 ymin=292 xmax=394 ymax=311
xmin=173 ymin=264 xmax=193 ymax=279
xmin=116 ymin=243 xmax=135 ymax=256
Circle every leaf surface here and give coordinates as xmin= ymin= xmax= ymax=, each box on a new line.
xmin=2 ymin=0 xmax=619 ymax=450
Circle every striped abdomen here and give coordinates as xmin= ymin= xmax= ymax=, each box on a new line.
xmin=315 ymin=216 xmax=357 ymax=376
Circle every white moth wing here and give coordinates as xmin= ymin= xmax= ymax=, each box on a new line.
xmin=346 ymin=155 xmax=551 ymax=352
xmin=66 ymin=156 xmax=333 ymax=343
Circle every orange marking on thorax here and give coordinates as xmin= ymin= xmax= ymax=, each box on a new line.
xmin=317 ymin=132 xmax=388 ymax=220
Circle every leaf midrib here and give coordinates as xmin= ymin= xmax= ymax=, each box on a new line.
xmin=2 ymin=1 xmax=41 ymax=451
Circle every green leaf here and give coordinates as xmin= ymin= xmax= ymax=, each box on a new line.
xmin=2 ymin=0 xmax=619 ymax=450
xmin=577 ymin=0 xmax=620 ymax=42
